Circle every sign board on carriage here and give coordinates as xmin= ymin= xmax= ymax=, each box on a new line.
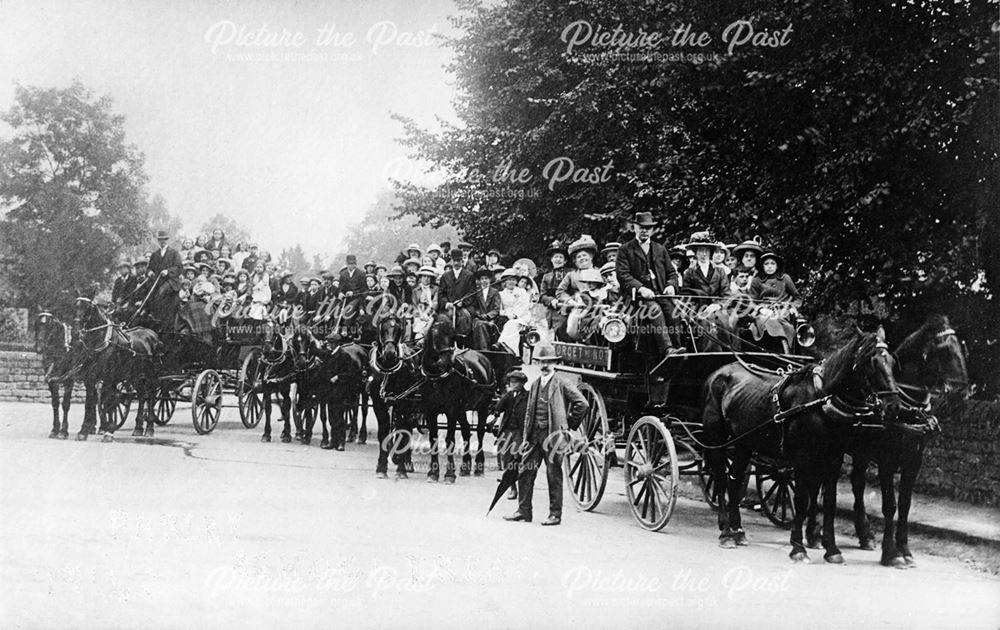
xmin=552 ymin=342 xmax=612 ymax=370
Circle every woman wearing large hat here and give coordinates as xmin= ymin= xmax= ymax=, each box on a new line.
xmin=496 ymin=267 xmax=532 ymax=353
xmin=411 ymin=265 xmax=440 ymax=338
xmin=553 ymin=235 xmax=599 ymax=327
xmin=750 ymin=252 xmax=800 ymax=306
xmin=682 ymin=231 xmax=729 ymax=299
xmin=732 ymin=239 xmax=763 ymax=273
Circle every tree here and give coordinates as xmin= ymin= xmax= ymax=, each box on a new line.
xmin=0 ymin=80 xmax=148 ymax=310
xmin=343 ymin=190 xmax=459 ymax=265
xmin=121 ymin=193 xmax=183 ymax=260
xmin=276 ymin=245 xmax=310 ymax=277
xmin=393 ymin=0 xmax=999 ymax=393
xmin=200 ymin=213 xmax=251 ymax=247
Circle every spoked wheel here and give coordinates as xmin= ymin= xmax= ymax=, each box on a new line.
xmin=624 ymin=416 xmax=679 ymax=531
xmin=756 ymin=463 xmax=796 ymax=529
xmin=697 ymin=449 xmax=747 ymax=510
xmin=237 ymin=349 xmax=264 ymax=429
xmin=563 ymin=383 xmax=611 ymax=511
xmin=191 ymin=369 xmax=223 ymax=434
xmin=105 ymin=382 xmax=133 ymax=431
xmin=152 ymin=386 xmax=177 ymax=426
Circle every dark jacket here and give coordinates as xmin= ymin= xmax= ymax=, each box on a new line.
xmin=682 ymin=263 xmax=730 ymax=298
xmin=437 ymin=266 xmax=476 ymax=311
xmin=147 ymin=246 xmax=184 ymax=292
xmin=523 ymin=373 xmax=589 ymax=442
xmin=273 ymin=281 xmax=299 ymax=306
xmin=469 ymin=287 xmax=501 ymax=321
xmin=493 ymin=389 xmax=528 ymax=434
xmin=241 ymin=254 xmax=259 ymax=273
xmin=387 ymin=282 xmax=412 ymax=308
xmin=339 ymin=268 xmax=367 ymax=295
xmin=539 ymin=267 xmax=570 ymax=307
xmin=750 ymin=273 xmax=800 ymax=305
xmin=615 ymin=238 xmax=678 ymax=303
xmin=112 ymin=274 xmax=137 ymax=304
xmin=298 ymin=289 xmax=325 ymax=319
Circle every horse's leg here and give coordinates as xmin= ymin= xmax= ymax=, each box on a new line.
xmin=821 ymin=454 xmax=845 ymax=563
xmin=48 ymin=382 xmax=61 ymax=438
xmin=897 ymin=443 xmax=922 ymax=566
xmin=805 ymin=488 xmax=822 ymax=549
xmin=374 ymin=394 xmax=389 ymax=475
xmin=443 ymin=411 xmax=458 ymax=482
xmin=457 ymin=409 xmax=473 ymax=477
xmin=789 ymin=467 xmax=812 ymax=562
xmin=728 ymin=449 xmax=751 ymax=546
xmin=359 ymin=389 xmax=370 ymax=444
xmin=878 ymin=463 xmax=903 ymax=568
xmin=347 ymin=397 xmax=357 ymax=443
xmin=473 ymin=403 xmax=487 ymax=476
xmin=261 ymin=391 xmax=272 ymax=442
xmin=302 ymin=398 xmax=315 ymax=446
xmin=425 ymin=408 xmax=440 ymax=482
xmin=851 ymin=452 xmax=876 ymax=550
xmin=141 ymin=379 xmax=156 ymax=437
xmin=279 ymin=387 xmax=292 ymax=442
xmin=129 ymin=378 xmax=144 ymax=436
xmin=61 ymin=381 xmax=73 ymax=438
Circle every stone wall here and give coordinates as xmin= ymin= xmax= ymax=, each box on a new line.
xmin=0 ymin=347 xmax=86 ymax=404
xmin=916 ymin=400 xmax=1000 ymax=507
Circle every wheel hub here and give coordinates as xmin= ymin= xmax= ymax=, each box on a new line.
xmin=636 ymin=463 xmax=655 ymax=479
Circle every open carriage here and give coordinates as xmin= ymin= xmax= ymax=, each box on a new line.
xmin=554 ymin=295 xmax=816 ymax=531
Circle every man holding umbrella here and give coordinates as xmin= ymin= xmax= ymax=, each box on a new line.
xmin=503 ymin=345 xmax=589 ymax=526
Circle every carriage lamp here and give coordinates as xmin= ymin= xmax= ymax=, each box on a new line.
xmin=795 ymin=320 xmax=816 ymax=348
xmin=601 ymin=316 xmax=628 ymax=344
xmin=524 ymin=329 xmax=542 ymax=347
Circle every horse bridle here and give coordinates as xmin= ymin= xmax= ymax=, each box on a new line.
xmin=919 ymin=328 xmax=970 ymax=395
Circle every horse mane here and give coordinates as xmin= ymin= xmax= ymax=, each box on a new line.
xmin=821 ymin=333 xmax=875 ymax=394
xmin=894 ymin=314 xmax=948 ymax=360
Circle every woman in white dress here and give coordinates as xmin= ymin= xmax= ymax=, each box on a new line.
xmin=497 ymin=269 xmax=531 ymax=353
xmin=411 ymin=266 xmax=438 ymax=339
xmin=248 ymin=263 xmax=272 ymax=321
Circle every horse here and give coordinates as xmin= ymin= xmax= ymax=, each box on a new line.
xmin=258 ymin=320 xmax=298 ymax=443
xmin=290 ymin=326 xmax=368 ymax=450
xmin=72 ymin=297 xmax=162 ymax=439
xmin=368 ymin=313 xmax=421 ymax=479
xmin=33 ymin=310 xmax=79 ymax=439
xmin=420 ymin=320 xmax=495 ymax=483
xmin=701 ymin=327 xmax=900 ymax=563
xmin=836 ymin=315 xmax=971 ymax=568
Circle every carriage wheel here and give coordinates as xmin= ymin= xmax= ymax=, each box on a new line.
xmin=191 ymin=369 xmax=223 ymax=434
xmin=563 ymin=383 xmax=611 ymax=511
xmin=152 ymin=386 xmax=177 ymax=426
xmin=624 ymin=416 xmax=679 ymax=531
xmin=756 ymin=464 xmax=796 ymax=529
xmin=105 ymin=383 xmax=133 ymax=431
xmin=237 ymin=349 xmax=264 ymax=429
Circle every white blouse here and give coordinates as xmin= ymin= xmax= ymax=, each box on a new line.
xmin=499 ymin=286 xmax=530 ymax=321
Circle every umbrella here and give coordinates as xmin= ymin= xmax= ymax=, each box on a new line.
xmin=487 ymin=465 xmax=521 ymax=516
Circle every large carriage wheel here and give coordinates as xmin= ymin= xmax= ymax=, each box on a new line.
xmin=105 ymin=382 xmax=133 ymax=431
xmin=563 ymin=383 xmax=611 ymax=511
xmin=152 ymin=385 xmax=177 ymax=426
xmin=755 ymin=463 xmax=796 ymax=529
xmin=624 ymin=416 xmax=680 ymax=531
xmin=237 ymin=349 xmax=264 ymax=429
xmin=191 ymin=369 xmax=223 ymax=434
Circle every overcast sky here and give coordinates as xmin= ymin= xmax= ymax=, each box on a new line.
xmin=0 ymin=0 xmax=459 ymax=257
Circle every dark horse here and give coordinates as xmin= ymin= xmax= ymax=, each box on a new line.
xmin=420 ymin=320 xmax=495 ymax=483
xmin=838 ymin=315 xmax=971 ymax=568
xmin=702 ymin=328 xmax=900 ymax=563
xmin=291 ymin=326 xmax=368 ymax=450
xmin=33 ymin=310 xmax=78 ymax=439
xmin=73 ymin=298 xmax=162 ymax=439
xmin=259 ymin=320 xmax=298 ymax=443
xmin=368 ymin=313 xmax=421 ymax=479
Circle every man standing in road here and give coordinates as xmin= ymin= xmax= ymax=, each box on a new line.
xmin=505 ymin=345 xmax=589 ymax=526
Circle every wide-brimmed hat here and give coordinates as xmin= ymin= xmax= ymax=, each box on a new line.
xmin=417 ymin=266 xmax=438 ymax=278
xmin=364 ymin=260 xmax=377 ymax=268
xmin=194 ymin=250 xmax=214 ymax=263
xmin=406 ymin=243 xmax=422 ymax=255
xmin=306 ymin=276 xmax=321 ymax=285
xmin=668 ymin=245 xmax=688 ymax=258
xmin=183 ymin=264 xmax=197 ymax=274
xmin=579 ymin=268 xmax=604 ymax=284
xmin=134 ymin=256 xmax=149 ymax=267
xmin=545 ymin=240 xmax=567 ymax=257
xmin=197 ymin=262 xmax=214 ymax=274
xmin=601 ymin=241 xmax=621 ymax=255
xmin=733 ymin=239 xmax=763 ymax=259
xmin=403 ymin=258 xmax=420 ymax=269
xmin=599 ymin=261 xmax=616 ymax=276
xmin=499 ymin=268 xmax=519 ymax=281
xmin=474 ymin=267 xmax=494 ymax=280
xmin=486 ymin=248 xmax=501 ymax=258
xmin=715 ymin=242 xmax=730 ymax=257
xmin=457 ymin=240 xmax=473 ymax=250
xmin=506 ymin=370 xmax=528 ymax=383
xmin=568 ymin=234 xmax=599 ymax=257
xmin=426 ymin=244 xmax=442 ymax=254
xmin=631 ymin=212 xmax=658 ymax=227
xmin=280 ymin=269 xmax=293 ymax=279
xmin=117 ymin=258 xmax=133 ymax=269
xmin=386 ymin=265 xmax=404 ymax=277
xmin=320 ymin=269 xmax=336 ymax=279
xmin=533 ymin=344 xmax=560 ymax=363
xmin=376 ymin=264 xmax=388 ymax=272
xmin=685 ymin=231 xmax=719 ymax=251
xmin=758 ymin=251 xmax=783 ymax=269
xmin=221 ymin=272 xmax=237 ymax=285
xmin=215 ymin=257 xmax=233 ymax=268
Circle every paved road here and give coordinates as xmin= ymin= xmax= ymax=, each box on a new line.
xmin=1 ymin=401 xmax=997 ymax=629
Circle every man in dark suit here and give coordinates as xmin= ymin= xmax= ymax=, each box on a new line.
xmin=437 ymin=249 xmax=476 ymax=339
xmin=468 ymin=268 xmax=502 ymax=350
xmin=337 ymin=254 xmax=367 ymax=335
xmin=111 ymin=259 xmax=137 ymax=306
xmin=146 ymin=230 xmax=184 ymax=332
xmin=504 ymin=346 xmax=589 ymax=526
xmin=615 ymin=212 xmax=684 ymax=358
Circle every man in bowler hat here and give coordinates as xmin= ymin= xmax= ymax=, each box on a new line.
xmin=145 ymin=230 xmax=184 ymax=332
xmin=505 ymin=345 xmax=589 ymax=526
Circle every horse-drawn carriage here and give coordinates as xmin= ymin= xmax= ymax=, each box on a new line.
xmin=552 ymin=294 xmax=821 ymax=531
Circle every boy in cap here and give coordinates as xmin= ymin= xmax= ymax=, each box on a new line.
xmin=491 ymin=370 xmax=529 ymax=499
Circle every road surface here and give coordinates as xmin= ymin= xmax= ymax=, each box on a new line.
xmin=1 ymin=401 xmax=997 ymax=629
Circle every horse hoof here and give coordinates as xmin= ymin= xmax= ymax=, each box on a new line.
xmin=904 ymin=555 xmax=916 ymax=567
xmin=881 ymin=556 xmax=907 ymax=569
xmin=321 ymin=443 xmax=334 ymax=450
xmin=280 ymin=435 xmax=291 ymax=443
xmin=75 ymin=433 xmax=88 ymax=441
xmin=459 ymin=470 xmax=470 ymax=477
xmin=376 ymin=472 xmax=389 ymax=480
xmin=132 ymin=428 xmax=144 ymax=437
xmin=426 ymin=476 xmax=439 ymax=484
xmin=48 ymin=431 xmax=59 ymax=439
xmin=57 ymin=432 xmax=68 ymax=440
xmin=733 ymin=530 xmax=749 ymax=547
xmin=719 ymin=537 xmax=737 ymax=549
xmin=860 ymin=538 xmax=877 ymax=551
xmin=102 ymin=434 xmax=114 ymax=443
xmin=357 ymin=438 xmax=366 ymax=445
xmin=395 ymin=472 xmax=408 ymax=480
xmin=261 ymin=435 xmax=271 ymax=443
xmin=790 ymin=552 xmax=810 ymax=563
xmin=320 ymin=439 xmax=329 ymax=448
xmin=334 ymin=445 xmax=344 ymax=451
xmin=444 ymin=476 xmax=456 ymax=485
xmin=144 ymin=428 xmax=154 ymax=438
xmin=824 ymin=553 xmax=845 ymax=565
